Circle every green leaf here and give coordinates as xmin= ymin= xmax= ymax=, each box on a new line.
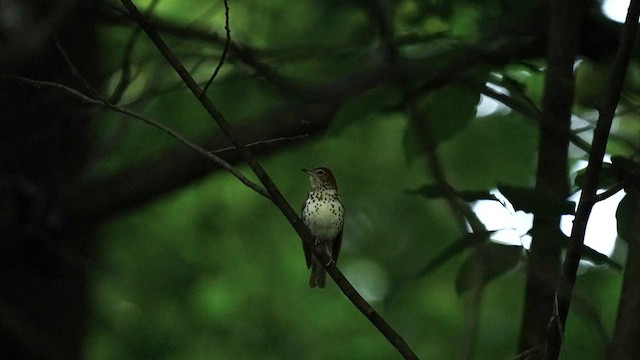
xmin=406 ymin=184 xmax=442 ymax=198
xmin=331 ymin=85 xmax=403 ymax=134
xmin=417 ymin=232 xmax=493 ymax=278
xmin=455 ymin=242 xmax=522 ymax=295
xmin=498 ymin=184 xmax=576 ymax=216
xmin=616 ymin=192 xmax=638 ymax=243
xmin=403 ymin=82 xmax=484 ymax=163
xmin=487 ymin=73 xmax=541 ymax=118
xmin=402 ymin=120 xmax=423 ymax=163
xmin=418 ymin=84 xmax=481 ymax=145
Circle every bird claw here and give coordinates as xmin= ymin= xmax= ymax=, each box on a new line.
xmin=324 ymin=258 xmax=335 ymax=266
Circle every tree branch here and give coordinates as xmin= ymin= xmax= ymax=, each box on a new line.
xmin=72 ymin=103 xmax=334 ymax=222
xmin=1 ymin=74 xmax=270 ymax=202
xmin=200 ymin=0 xmax=230 ymax=96
xmin=519 ymin=0 xmax=582 ymax=356
xmin=118 ymin=0 xmax=419 ymax=358
xmin=545 ymin=1 xmax=640 ymax=358
xmin=405 ymin=86 xmax=488 ymax=360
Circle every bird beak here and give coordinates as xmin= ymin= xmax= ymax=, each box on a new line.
xmin=302 ymin=168 xmax=311 ymax=175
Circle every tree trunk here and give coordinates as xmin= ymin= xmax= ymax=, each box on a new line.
xmin=0 ymin=1 xmax=98 ymax=358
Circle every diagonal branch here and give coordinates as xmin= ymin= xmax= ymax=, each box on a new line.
xmin=1 ymin=74 xmax=270 ymax=201
xmin=71 ymin=103 xmax=334 ymax=222
xmin=118 ymin=0 xmax=419 ymax=358
xmin=544 ymin=1 xmax=640 ymax=359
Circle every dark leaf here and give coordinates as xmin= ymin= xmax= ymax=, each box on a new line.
xmin=417 ymin=84 xmax=481 ymax=145
xmin=530 ymin=224 xmax=622 ymax=270
xmin=402 ymin=121 xmax=424 ymax=163
xmin=407 ymin=185 xmax=498 ymax=202
xmin=498 ymin=184 xmax=576 ymax=215
xmin=581 ymin=245 xmax=623 ymax=270
xmin=331 ymin=85 xmax=403 ymax=134
xmin=573 ymin=162 xmax=617 ymax=192
xmin=612 ymin=156 xmax=640 ymax=191
xmin=457 ymin=190 xmax=499 ymax=202
xmin=616 ymin=192 xmax=638 ymax=244
xmin=455 ymin=242 xmax=523 ymax=295
xmin=405 ymin=184 xmax=442 ymax=198
xmin=487 ymin=74 xmax=541 ymax=117
xmin=418 ymin=232 xmax=493 ymax=278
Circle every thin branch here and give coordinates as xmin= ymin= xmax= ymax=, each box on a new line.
xmin=200 ymin=0 xmax=230 ymax=96
xmin=70 ymin=102 xmax=333 ymax=222
xmin=52 ymin=37 xmax=271 ymax=199
xmin=405 ymin=88 xmax=488 ymax=360
xmin=544 ymin=0 xmax=640 ymax=358
xmin=109 ymin=0 xmax=161 ymax=103
xmin=593 ymin=183 xmax=625 ymax=203
xmin=480 ymin=85 xmax=591 ymax=153
xmin=210 ymin=134 xmax=309 ymax=154
xmin=118 ymin=1 xmax=419 ymax=358
xmin=2 ymin=74 xmax=270 ymax=200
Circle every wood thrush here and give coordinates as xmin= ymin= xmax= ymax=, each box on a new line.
xmin=301 ymin=167 xmax=344 ymax=288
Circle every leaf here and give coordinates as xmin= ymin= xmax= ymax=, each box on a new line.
xmin=403 ymin=82 xmax=484 ymax=163
xmin=573 ymin=162 xmax=617 ymax=191
xmin=455 ymin=242 xmax=522 ymax=295
xmin=457 ymin=190 xmax=499 ymax=202
xmin=402 ymin=120 xmax=423 ymax=163
xmin=498 ymin=184 xmax=576 ymax=216
xmin=581 ymin=245 xmax=623 ymax=270
xmin=616 ymin=192 xmax=638 ymax=243
xmin=331 ymin=85 xmax=403 ymax=134
xmin=611 ymin=156 xmax=640 ymax=191
xmin=487 ymin=73 xmax=541 ymax=118
xmin=529 ymin=224 xmax=622 ymax=270
xmin=418 ymin=84 xmax=481 ymax=145
xmin=407 ymin=185 xmax=499 ymax=202
xmin=418 ymin=232 xmax=492 ymax=278
xmin=406 ymin=184 xmax=442 ymax=198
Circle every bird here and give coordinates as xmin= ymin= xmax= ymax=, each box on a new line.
xmin=301 ymin=167 xmax=344 ymax=288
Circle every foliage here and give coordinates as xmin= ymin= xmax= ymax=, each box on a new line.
xmin=70 ymin=0 xmax=640 ymax=359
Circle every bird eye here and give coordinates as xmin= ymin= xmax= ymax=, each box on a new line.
xmin=317 ymin=169 xmax=325 ymax=176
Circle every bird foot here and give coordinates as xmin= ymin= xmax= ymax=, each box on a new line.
xmin=324 ymin=258 xmax=335 ymax=266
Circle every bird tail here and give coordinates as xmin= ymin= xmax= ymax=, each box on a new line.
xmin=309 ymin=257 xmax=326 ymax=288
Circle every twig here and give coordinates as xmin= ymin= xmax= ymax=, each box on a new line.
xmin=109 ymin=0 xmax=161 ymax=103
xmin=118 ymin=1 xmax=419 ymax=359
xmin=210 ymin=134 xmax=309 ymax=154
xmin=3 ymin=74 xmax=270 ymax=200
xmin=512 ymin=345 xmax=543 ymax=360
xmin=200 ymin=0 xmax=230 ymax=96
xmin=544 ymin=0 xmax=640 ymax=358
xmin=405 ymin=89 xmax=487 ymax=360
xmin=480 ymin=85 xmax=591 ymax=153
xmin=592 ymin=183 xmax=625 ymax=203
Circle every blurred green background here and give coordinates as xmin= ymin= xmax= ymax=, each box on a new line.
xmin=79 ymin=0 xmax=639 ymax=358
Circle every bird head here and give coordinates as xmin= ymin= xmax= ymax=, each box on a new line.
xmin=302 ymin=167 xmax=338 ymax=190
